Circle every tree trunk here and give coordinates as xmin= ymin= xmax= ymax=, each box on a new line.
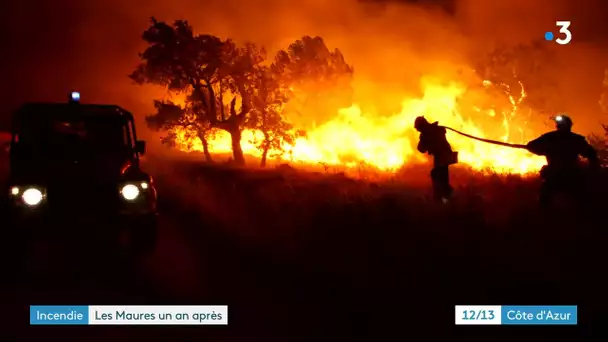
xmin=261 ymin=146 xmax=269 ymax=167
xmin=197 ymin=131 xmax=213 ymax=163
xmin=260 ymin=133 xmax=270 ymax=167
xmin=201 ymin=137 xmax=213 ymax=163
xmin=228 ymin=126 xmax=245 ymax=166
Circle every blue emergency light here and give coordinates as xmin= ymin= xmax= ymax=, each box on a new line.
xmin=70 ymin=91 xmax=80 ymax=102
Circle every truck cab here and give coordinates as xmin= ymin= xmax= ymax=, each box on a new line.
xmin=6 ymin=92 xmax=157 ymax=255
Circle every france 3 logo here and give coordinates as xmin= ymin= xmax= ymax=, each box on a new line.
xmin=544 ymin=21 xmax=572 ymax=45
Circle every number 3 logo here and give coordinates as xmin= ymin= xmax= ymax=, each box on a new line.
xmin=556 ymin=21 xmax=572 ymax=45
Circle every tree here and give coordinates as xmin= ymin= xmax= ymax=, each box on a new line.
xmin=474 ymin=41 xmax=562 ymax=117
xmin=594 ymin=68 xmax=608 ymax=166
xmin=145 ymin=100 xmax=215 ymax=162
xmin=130 ymin=18 xmax=264 ymax=165
xmin=274 ymin=36 xmax=354 ymax=128
xmin=247 ymin=64 xmax=303 ymax=167
xmin=601 ymin=68 xmax=608 ymax=115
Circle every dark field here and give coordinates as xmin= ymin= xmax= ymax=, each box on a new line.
xmin=2 ymin=154 xmax=608 ymax=341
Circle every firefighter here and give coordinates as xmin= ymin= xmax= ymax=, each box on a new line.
xmin=414 ymin=116 xmax=458 ymax=203
xmin=525 ymin=114 xmax=600 ymax=206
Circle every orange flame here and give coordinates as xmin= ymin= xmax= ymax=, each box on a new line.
xmin=170 ymin=79 xmax=546 ymax=174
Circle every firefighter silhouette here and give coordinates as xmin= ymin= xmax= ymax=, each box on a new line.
xmin=415 ymin=116 xmax=458 ymax=203
xmin=526 ymin=114 xmax=600 ymax=206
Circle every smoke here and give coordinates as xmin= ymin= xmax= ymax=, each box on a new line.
xmin=2 ymin=0 xmax=608 ymax=141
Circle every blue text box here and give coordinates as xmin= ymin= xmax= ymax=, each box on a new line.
xmin=501 ymin=306 xmax=577 ymax=325
xmin=30 ymin=305 xmax=89 ymax=325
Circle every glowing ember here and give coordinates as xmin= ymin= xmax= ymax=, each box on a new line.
xmin=170 ymin=79 xmax=546 ymax=174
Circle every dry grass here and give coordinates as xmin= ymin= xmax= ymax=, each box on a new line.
xmin=148 ymin=157 xmax=608 ymax=338
xmin=150 ymin=156 xmax=607 ymax=252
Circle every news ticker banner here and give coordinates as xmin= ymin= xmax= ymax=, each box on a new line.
xmin=30 ymin=304 xmax=576 ymax=326
xmin=455 ymin=305 xmax=577 ymax=325
xmin=30 ymin=305 xmax=227 ymax=325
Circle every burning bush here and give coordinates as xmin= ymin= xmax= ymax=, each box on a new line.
xmin=589 ymin=125 xmax=608 ymax=167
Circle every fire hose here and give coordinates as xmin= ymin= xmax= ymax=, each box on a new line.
xmin=439 ymin=126 xmax=606 ymax=170
xmin=440 ymin=126 xmax=529 ymax=150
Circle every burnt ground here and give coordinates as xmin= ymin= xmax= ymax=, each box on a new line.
xmin=1 ymin=154 xmax=607 ymax=341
